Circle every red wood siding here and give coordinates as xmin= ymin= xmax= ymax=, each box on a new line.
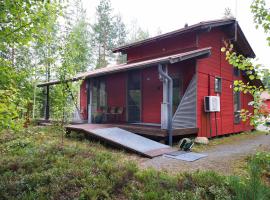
xmin=220 ymin=79 xmax=234 ymax=134
xmin=80 ymin=80 xmax=88 ymax=120
xmin=265 ymin=100 xmax=270 ymax=111
xmin=79 ymin=27 xmax=255 ymax=137
xmin=127 ymin=32 xmax=197 ymax=63
xmin=141 ymin=62 xmax=195 ymax=124
xmin=197 ymin=28 xmax=253 ymax=137
xmin=169 ymin=60 xmax=196 ymax=92
xmin=106 ymin=72 xmax=127 ymax=122
xmin=141 ymin=66 xmax=163 ymax=123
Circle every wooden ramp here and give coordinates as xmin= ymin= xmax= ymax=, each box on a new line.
xmin=66 ymin=124 xmax=176 ymax=158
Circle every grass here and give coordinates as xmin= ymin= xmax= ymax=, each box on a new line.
xmin=192 ymin=130 xmax=268 ymax=152
xmin=0 ymin=126 xmax=269 ymax=200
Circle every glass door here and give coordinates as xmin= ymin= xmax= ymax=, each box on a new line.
xmin=127 ymin=70 xmax=141 ymax=122
xmin=92 ymin=78 xmax=107 ymax=114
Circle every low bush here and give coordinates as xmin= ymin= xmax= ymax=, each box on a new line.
xmin=0 ymin=126 xmax=269 ymax=199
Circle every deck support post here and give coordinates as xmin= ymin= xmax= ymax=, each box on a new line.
xmin=158 ymin=64 xmax=173 ymax=146
xmin=45 ymin=85 xmax=50 ymax=121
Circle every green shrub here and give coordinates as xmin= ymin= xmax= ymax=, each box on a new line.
xmin=1 ymin=126 xmax=270 ymax=200
xmin=228 ymin=152 xmax=270 ymax=200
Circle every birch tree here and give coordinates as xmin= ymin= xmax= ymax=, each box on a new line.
xmin=0 ymin=0 xmax=61 ymax=131
xmin=220 ymin=0 xmax=270 ymax=126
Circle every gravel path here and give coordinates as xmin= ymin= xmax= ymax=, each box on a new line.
xmin=140 ymin=134 xmax=270 ymax=175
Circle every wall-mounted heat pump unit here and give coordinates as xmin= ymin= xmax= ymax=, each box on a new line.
xmin=204 ymin=96 xmax=220 ymax=112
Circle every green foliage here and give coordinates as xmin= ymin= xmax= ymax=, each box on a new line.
xmin=1 ymin=0 xmax=92 ymax=127
xmin=221 ymin=44 xmax=262 ymax=82
xmin=0 ymin=1 xmax=59 ymax=47
xmin=63 ymin=20 xmax=92 ymax=73
xmin=0 ymin=127 xmax=270 ymax=199
xmin=251 ymin=0 xmax=270 ymax=45
xmin=221 ymin=42 xmax=266 ymax=126
xmin=128 ymin=22 xmax=150 ymax=43
xmin=62 ymin=0 xmax=92 ymax=73
xmin=220 ymin=1 xmax=270 ymax=127
xmin=44 ymin=0 xmax=92 ymax=124
xmin=0 ymin=1 xmax=61 ymax=131
xmin=261 ymin=68 xmax=270 ymax=89
xmin=228 ymin=152 xmax=270 ymax=200
xmin=0 ymin=126 xmax=138 ymax=199
xmin=91 ymin=0 xmax=127 ymax=68
xmin=0 ymin=64 xmax=23 ymax=131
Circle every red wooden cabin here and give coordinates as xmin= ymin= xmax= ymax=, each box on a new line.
xmin=39 ymin=19 xmax=260 ymax=142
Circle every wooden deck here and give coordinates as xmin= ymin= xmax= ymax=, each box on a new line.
xmin=116 ymin=124 xmax=198 ymax=137
xmin=37 ymin=119 xmax=198 ymax=138
xmin=65 ymin=124 xmax=176 ymax=157
xmin=64 ymin=124 xmax=198 ymax=157
xmin=65 ymin=123 xmax=198 ymax=138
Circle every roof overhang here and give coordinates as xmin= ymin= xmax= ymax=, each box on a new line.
xmin=113 ymin=19 xmax=255 ymax=59
xmin=37 ymin=47 xmax=212 ymax=87
xmin=112 ymin=19 xmax=235 ymax=53
xmin=234 ymin=23 xmax=255 ymax=58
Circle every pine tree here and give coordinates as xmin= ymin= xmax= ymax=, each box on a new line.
xmin=128 ymin=19 xmax=149 ymax=43
xmin=62 ymin=0 xmax=92 ymax=73
xmin=91 ymin=0 xmax=127 ymax=68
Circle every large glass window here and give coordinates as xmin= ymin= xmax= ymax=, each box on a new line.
xmin=233 ymin=90 xmax=241 ymax=124
xmin=92 ymin=78 xmax=107 ymax=113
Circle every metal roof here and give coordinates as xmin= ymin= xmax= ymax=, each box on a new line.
xmin=37 ymin=47 xmax=211 ymax=87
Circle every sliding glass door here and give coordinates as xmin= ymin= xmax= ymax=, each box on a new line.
xmin=92 ymin=78 xmax=107 ymax=113
xmin=127 ymin=70 xmax=141 ymax=122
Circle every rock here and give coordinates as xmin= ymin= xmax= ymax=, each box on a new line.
xmin=194 ymin=137 xmax=209 ymax=145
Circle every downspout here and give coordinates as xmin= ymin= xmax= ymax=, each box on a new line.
xmin=208 ymin=74 xmax=212 ymax=138
xmin=158 ymin=64 xmax=173 ymax=146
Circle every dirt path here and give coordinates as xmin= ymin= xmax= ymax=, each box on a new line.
xmin=139 ymin=134 xmax=270 ymax=175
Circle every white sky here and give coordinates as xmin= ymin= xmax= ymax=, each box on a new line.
xmin=82 ymin=0 xmax=270 ymax=68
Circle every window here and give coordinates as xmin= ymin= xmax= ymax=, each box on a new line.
xmin=127 ymin=70 xmax=141 ymax=122
xmin=214 ymin=77 xmax=222 ymax=93
xmin=233 ymin=90 xmax=241 ymax=124
xmin=92 ymin=78 xmax=107 ymax=112
xmin=234 ymin=68 xmax=240 ymax=76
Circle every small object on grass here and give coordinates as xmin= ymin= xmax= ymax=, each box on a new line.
xmin=179 ymin=138 xmax=194 ymax=151
xmin=164 ymin=152 xmax=207 ymax=162
xmin=194 ymin=137 xmax=209 ymax=145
